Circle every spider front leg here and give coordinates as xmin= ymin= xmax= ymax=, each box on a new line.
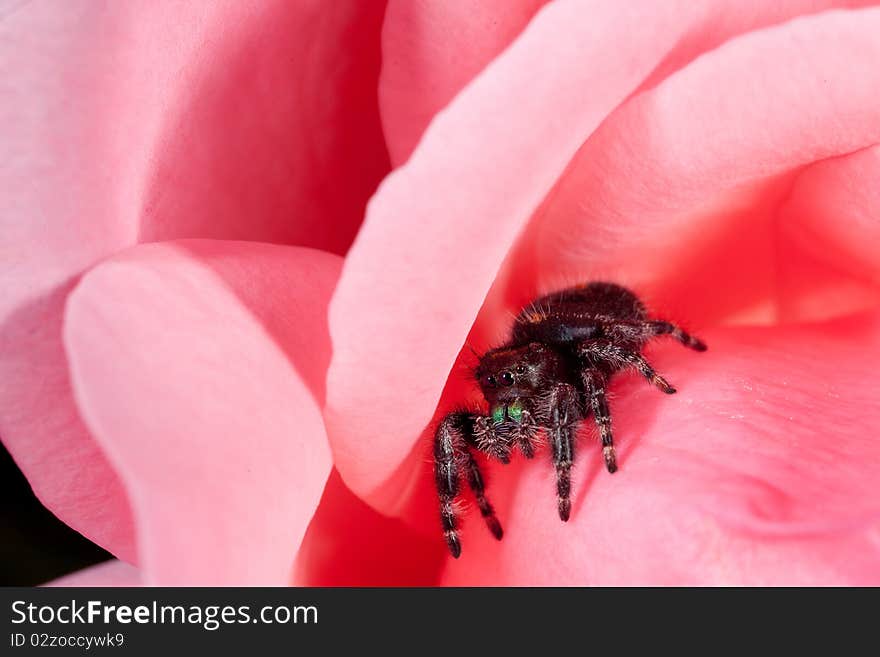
xmin=434 ymin=413 xmax=503 ymax=558
xmin=579 ymin=339 xmax=676 ymax=394
xmin=605 ymin=319 xmax=707 ymax=352
xmin=644 ymin=319 xmax=707 ymax=351
xmin=582 ymin=369 xmax=617 ymax=473
xmin=546 ymin=383 xmax=581 ymax=522
xmin=461 ymin=447 xmax=503 ymax=540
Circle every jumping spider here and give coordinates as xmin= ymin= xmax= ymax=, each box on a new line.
xmin=433 ymin=281 xmax=706 ymax=558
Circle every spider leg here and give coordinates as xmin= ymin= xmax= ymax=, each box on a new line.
xmin=434 ymin=414 xmax=465 ymax=557
xmin=644 ymin=319 xmax=706 ymax=351
xmin=434 ymin=412 xmax=504 ymax=558
xmin=582 ymin=369 xmax=617 ymax=473
xmin=546 ymin=383 xmax=580 ymax=522
xmin=605 ymin=319 xmax=707 ymax=351
xmin=579 ymin=340 xmax=676 ymax=394
xmin=461 ymin=448 xmax=503 ymax=540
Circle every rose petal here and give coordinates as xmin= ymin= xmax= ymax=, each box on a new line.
xmin=1 ymin=0 xmax=387 ymax=559
xmin=2 ymin=0 xmax=388 ymax=256
xmin=522 ymin=7 xmax=880 ymax=325
xmin=1 ymin=2 xmax=141 ymax=559
xmin=379 ymin=0 xmax=549 ymax=165
xmin=135 ymin=0 xmax=389 ymax=251
xmin=64 ymin=241 xmax=339 ymax=585
xmin=776 ymin=144 xmax=880 ymax=321
xmin=637 ymin=0 xmax=878 ymax=92
xmin=45 ymin=561 xmax=142 ymax=588
xmin=380 ymin=0 xmax=873 ymax=168
xmin=327 ymin=0 xmax=717 ymax=514
xmin=0 ymin=285 xmax=137 ymax=561
xmin=292 ymin=470 xmax=445 ymax=586
xmin=442 ymin=314 xmax=880 ymax=585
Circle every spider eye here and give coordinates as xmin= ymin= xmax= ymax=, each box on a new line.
xmin=515 ymin=365 xmax=525 ymax=374
xmin=484 ymin=375 xmax=497 ymax=387
xmin=500 ymin=371 xmax=515 ymax=386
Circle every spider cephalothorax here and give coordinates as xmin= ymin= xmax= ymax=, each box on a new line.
xmin=433 ymin=281 xmax=707 ymax=558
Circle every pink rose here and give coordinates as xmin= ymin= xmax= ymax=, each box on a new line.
xmin=3 ymin=0 xmax=880 ymax=586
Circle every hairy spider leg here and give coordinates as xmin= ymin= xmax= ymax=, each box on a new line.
xmin=645 ymin=319 xmax=707 ymax=351
xmin=462 ymin=448 xmax=503 ymax=540
xmin=582 ymin=370 xmax=617 ymax=473
xmin=579 ymin=340 xmax=676 ymax=394
xmin=434 ymin=416 xmax=463 ymax=558
xmin=547 ymin=383 xmax=580 ymax=522
xmin=605 ymin=319 xmax=707 ymax=352
xmin=434 ymin=413 xmax=503 ymax=558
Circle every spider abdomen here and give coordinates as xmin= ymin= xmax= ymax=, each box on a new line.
xmin=512 ymin=281 xmax=646 ymax=346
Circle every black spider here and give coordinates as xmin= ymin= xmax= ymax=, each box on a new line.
xmin=433 ymin=281 xmax=707 ymax=558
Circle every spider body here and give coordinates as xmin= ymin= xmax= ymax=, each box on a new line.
xmin=434 ymin=281 xmax=706 ymax=558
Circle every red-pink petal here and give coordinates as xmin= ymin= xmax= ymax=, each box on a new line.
xmin=0 ymin=286 xmax=137 ymax=561
xmin=135 ymin=1 xmax=389 ymax=251
xmin=776 ymin=145 xmax=880 ymax=321
xmin=636 ymin=0 xmax=878 ymax=91
xmin=293 ymin=470 xmax=445 ymax=586
xmin=45 ymin=561 xmax=142 ymax=588
xmin=379 ymin=0 xmax=549 ymax=165
xmin=379 ymin=0 xmax=872 ymax=167
xmin=64 ymin=241 xmax=339 ymax=585
xmin=1 ymin=0 xmax=387 ymax=559
xmin=521 ymin=8 xmax=880 ymax=325
xmin=442 ymin=315 xmax=880 ymax=585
